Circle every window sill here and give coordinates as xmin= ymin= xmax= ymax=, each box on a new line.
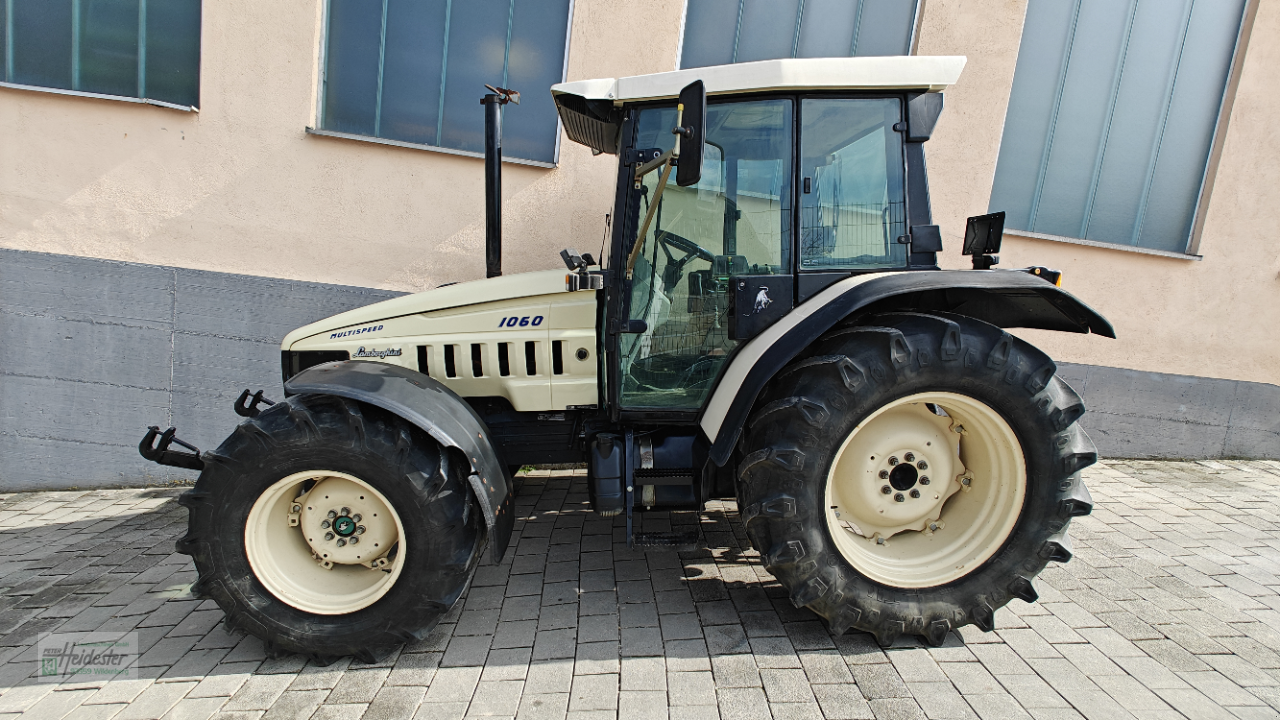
xmin=1008 ymin=229 xmax=1202 ymax=261
xmin=0 ymin=81 xmax=197 ymax=112
xmin=305 ymin=127 xmax=557 ymax=169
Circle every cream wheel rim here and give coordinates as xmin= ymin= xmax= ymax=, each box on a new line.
xmin=824 ymin=392 xmax=1026 ymax=588
xmin=245 ymin=470 xmax=406 ymax=615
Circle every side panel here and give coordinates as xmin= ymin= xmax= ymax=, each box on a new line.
xmin=289 ymin=290 xmax=599 ymax=412
xmin=699 ymin=269 xmax=1114 ymax=465
xmin=285 ymin=360 xmax=514 ymax=564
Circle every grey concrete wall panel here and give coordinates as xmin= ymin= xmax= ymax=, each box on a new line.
xmin=1 ymin=249 xmax=402 ymax=491
xmin=1061 ymin=363 xmax=1279 ymax=460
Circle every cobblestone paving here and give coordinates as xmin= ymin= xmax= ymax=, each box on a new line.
xmin=1 ymin=460 xmax=1280 ymax=719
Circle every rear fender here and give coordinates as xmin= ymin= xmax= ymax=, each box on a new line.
xmin=699 ymin=269 xmax=1114 ymax=466
xmin=285 ymin=361 xmax=513 ymax=563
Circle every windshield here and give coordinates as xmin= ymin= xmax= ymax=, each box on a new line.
xmin=620 ymin=98 xmax=794 ymax=410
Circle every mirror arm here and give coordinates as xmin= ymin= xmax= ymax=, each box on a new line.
xmin=626 ymin=160 xmax=673 ymax=280
xmin=625 ymin=105 xmax=685 ymax=281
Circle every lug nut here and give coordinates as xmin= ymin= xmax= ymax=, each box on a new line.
xmin=904 ymin=452 xmax=915 ymax=462
xmin=356 ymin=526 xmax=366 ymax=535
xmin=336 ymin=538 xmax=346 ymax=547
xmin=917 ymin=460 xmax=928 ymax=470
xmin=962 ymin=477 xmax=972 ymax=486
xmin=352 ymin=514 xmax=362 ymax=522
xmin=929 ymin=523 xmax=939 ymax=531
xmin=321 ymin=520 xmax=331 ymax=529
xmin=888 ymin=456 xmax=899 ymax=466
xmin=920 ymin=476 xmax=930 ymax=485
xmin=340 ymin=507 xmax=351 ymax=516
xmin=291 ymin=504 xmax=301 ymax=512
xmin=349 ymin=537 xmax=359 ymax=545
xmin=879 ymin=470 xmax=889 ymax=479
xmin=894 ymin=493 xmax=905 ymax=503
xmin=324 ymin=532 xmax=335 ymax=541
xmin=881 ymin=485 xmax=892 ymax=495
xmin=910 ymin=489 xmax=921 ymax=499
xmin=327 ymin=510 xmax=336 ymax=519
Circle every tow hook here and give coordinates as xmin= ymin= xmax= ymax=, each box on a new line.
xmin=138 ymin=426 xmax=205 ymax=471
xmin=234 ymin=389 xmax=276 ymax=418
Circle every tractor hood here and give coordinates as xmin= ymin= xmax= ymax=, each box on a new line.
xmin=281 ymin=269 xmax=569 ymax=349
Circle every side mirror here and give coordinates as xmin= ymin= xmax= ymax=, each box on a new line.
xmin=675 ymin=80 xmax=706 ymax=187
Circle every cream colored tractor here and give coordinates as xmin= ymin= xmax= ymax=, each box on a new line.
xmin=141 ymin=57 xmax=1112 ymax=661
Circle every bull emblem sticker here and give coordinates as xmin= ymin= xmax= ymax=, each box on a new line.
xmin=750 ymin=286 xmax=772 ymax=315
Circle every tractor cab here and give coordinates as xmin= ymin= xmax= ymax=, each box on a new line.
xmin=553 ymin=57 xmax=963 ymax=415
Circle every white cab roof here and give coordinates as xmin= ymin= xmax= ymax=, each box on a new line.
xmin=551 ymin=56 xmax=966 ymax=105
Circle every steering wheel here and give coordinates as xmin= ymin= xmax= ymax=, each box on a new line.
xmin=656 ymin=231 xmax=716 ymax=293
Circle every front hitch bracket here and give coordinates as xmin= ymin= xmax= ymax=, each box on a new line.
xmin=139 ymin=426 xmax=205 ymax=471
xmin=234 ymin=389 xmax=276 ymax=418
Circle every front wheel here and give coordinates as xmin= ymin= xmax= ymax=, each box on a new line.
xmin=738 ymin=313 xmax=1096 ymax=646
xmin=177 ymin=395 xmax=483 ymax=662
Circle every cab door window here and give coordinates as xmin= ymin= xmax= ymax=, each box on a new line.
xmin=620 ymin=99 xmax=793 ymax=410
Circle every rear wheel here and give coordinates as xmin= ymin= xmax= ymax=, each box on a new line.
xmin=177 ymin=394 xmax=483 ymax=662
xmin=738 ymin=313 xmax=1096 ymax=646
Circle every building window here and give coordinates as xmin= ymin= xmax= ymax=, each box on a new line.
xmin=1 ymin=0 xmax=201 ymax=109
xmin=989 ymin=0 xmax=1248 ymax=254
xmin=679 ymin=0 xmax=919 ymax=69
xmin=320 ymin=0 xmax=573 ymax=166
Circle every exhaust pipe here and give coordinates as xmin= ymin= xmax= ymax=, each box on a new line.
xmin=481 ymin=85 xmax=519 ymax=279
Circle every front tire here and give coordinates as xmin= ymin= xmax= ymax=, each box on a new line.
xmin=738 ymin=313 xmax=1096 ymax=646
xmin=176 ymin=394 xmax=483 ymax=662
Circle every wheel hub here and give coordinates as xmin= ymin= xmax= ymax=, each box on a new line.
xmin=823 ymin=392 xmax=1027 ymax=589
xmin=829 ymin=404 xmax=965 ymax=541
xmin=244 ymin=470 xmax=408 ymax=615
xmin=298 ymin=477 xmax=398 ymax=566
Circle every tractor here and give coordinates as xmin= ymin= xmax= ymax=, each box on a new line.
xmin=140 ymin=56 xmax=1111 ymax=661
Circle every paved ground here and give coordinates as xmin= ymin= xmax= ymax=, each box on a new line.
xmin=2 ymin=460 xmax=1280 ymax=720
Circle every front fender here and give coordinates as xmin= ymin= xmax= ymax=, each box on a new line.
xmin=699 ymin=269 xmax=1114 ymax=465
xmin=285 ymin=361 xmax=513 ymax=564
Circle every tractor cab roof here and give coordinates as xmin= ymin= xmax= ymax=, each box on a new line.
xmin=552 ymin=56 xmax=965 ymax=155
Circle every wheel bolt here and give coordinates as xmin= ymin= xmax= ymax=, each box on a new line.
xmin=356 ymin=526 xmax=366 ymax=535
xmin=352 ymin=514 xmax=362 ymax=523
xmin=962 ymin=477 xmax=972 ymax=486
xmin=879 ymin=470 xmax=889 ymax=479
xmin=917 ymin=460 xmax=928 ymax=470
xmin=336 ymin=538 xmax=346 ymax=547
xmin=340 ymin=507 xmax=351 ymax=516
xmin=910 ymin=489 xmax=921 ymax=499
xmin=888 ymin=456 xmax=899 ymax=466
xmin=349 ymin=537 xmax=359 ymax=545
xmin=324 ymin=532 xmax=335 ymax=541
xmin=321 ymin=520 xmax=331 ymax=529
xmin=920 ymin=477 xmax=930 ymax=485
xmin=327 ymin=510 xmax=336 ymax=519
xmin=904 ymin=452 xmax=915 ymax=462
xmin=881 ymin=485 xmax=892 ymax=494
xmin=291 ymin=504 xmax=301 ymax=512
xmin=894 ymin=493 xmax=905 ymax=503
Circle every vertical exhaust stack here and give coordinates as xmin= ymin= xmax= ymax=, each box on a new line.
xmin=481 ymin=85 xmax=519 ymax=279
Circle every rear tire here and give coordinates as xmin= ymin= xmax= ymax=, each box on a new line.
xmin=738 ymin=313 xmax=1096 ymax=646
xmin=176 ymin=394 xmax=483 ymax=662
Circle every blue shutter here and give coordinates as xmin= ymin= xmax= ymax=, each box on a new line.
xmin=680 ymin=0 xmax=918 ymax=69
xmin=990 ymin=0 xmax=1247 ymax=253
xmin=3 ymin=0 xmax=199 ymax=106
xmin=321 ymin=0 xmax=572 ymax=164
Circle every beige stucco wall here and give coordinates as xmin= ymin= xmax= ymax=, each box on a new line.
xmin=0 ymin=0 xmax=686 ymax=293
xmin=2 ymin=0 xmax=1276 ymax=386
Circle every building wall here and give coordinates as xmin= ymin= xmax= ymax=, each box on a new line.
xmin=1 ymin=0 xmax=1276 ymax=490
